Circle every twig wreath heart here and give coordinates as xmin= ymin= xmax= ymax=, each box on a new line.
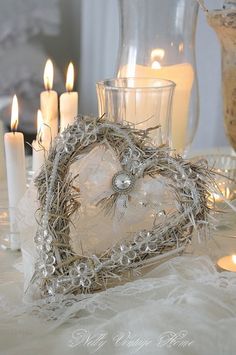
xmin=31 ymin=115 xmax=214 ymax=298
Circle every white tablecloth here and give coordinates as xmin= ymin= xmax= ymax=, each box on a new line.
xmin=1 ymin=181 xmax=236 ymax=355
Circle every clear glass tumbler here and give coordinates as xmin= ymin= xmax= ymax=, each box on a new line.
xmin=117 ymin=0 xmax=199 ymax=154
xmin=96 ymin=77 xmax=175 ymax=147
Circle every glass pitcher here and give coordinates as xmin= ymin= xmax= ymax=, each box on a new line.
xmin=117 ymin=0 xmax=199 ymax=155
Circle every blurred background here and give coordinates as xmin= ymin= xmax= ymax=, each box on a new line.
xmin=0 ymin=0 xmax=229 ymax=155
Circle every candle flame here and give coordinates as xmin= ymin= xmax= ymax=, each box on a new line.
xmin=151 ymin=48 xmax=165 ymax=69
xmin=179 ymin=42 xmax=184 ymax=53
xmin=66 ymin=62 xmax=74 ymax=92
xmin=37 ymin=109 xmax=44 ymax=142
xmin=11 ymin=95 xmax=18 ymax=132
xmin=151 ymin=61 xmax=161 ymax=69
xmin=43 ymin=59 xmax=54 ymax=90
xmin=232 ymin=255 xmax=236 ymax=264
xmin=225 ymin=187 xmax=231 ymax=200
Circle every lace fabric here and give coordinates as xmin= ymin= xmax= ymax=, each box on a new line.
xmin=0 ymin=255 xmax=236 ymax=355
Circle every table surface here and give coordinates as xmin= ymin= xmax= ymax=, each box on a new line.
xmin=0 ymin=176 xmax=236 ymax=355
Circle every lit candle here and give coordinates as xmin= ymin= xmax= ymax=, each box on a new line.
xmin=4 ymin=95 xmax=26 ymax=250
xmin=40 ymin=59 xmax=58 ymax=142
xmin=119 ymin=54 xmax=194 ymax=154
xmin=32 ymin=110 xmax=47 ymax=174
xmin=217 ymin=254 xmax=236 ymax=272
xmin=60 ymin=62 xmax=78 ymax=132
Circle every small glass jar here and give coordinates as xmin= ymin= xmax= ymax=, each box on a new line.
xmin=117 ymin=0 xmax=199 ymax=155
xmin=96 ymin=77 xmax=175 ymax=147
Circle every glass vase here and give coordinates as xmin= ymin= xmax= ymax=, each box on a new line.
xmin=117 ymin=0 xmax=199 ymax=155
xmin=207 ymin=0 xmax=236 ymax=151
xmin=96 ymin=77 xmax=175 ymax=147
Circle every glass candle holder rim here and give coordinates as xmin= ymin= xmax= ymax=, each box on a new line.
xmin=191 ymin=153 xmax=236 ymax=167
xmin=96 ymin=77 xmax=176 ymax=91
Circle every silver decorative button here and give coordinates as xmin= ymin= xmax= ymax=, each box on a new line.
xmin=112 ymin=171 xmax=135 ymax=193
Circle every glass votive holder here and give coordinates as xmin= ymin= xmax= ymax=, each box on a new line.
xmin=96 ymin=77 xmax=175 ymax=147
xmin=191 ymin=153 xmax=236 ymax=204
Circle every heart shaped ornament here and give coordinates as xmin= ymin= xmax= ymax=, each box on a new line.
xmin=31 ymin=115 xmax=214 ymax=298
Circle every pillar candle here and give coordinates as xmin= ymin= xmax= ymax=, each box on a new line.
xmin=40 ymin=59 xmax=58 ymax=143
xmin=4 ymin=95 xmax=26 ymax=250
xmin=60 ymin=62 xmax=78 ymax=132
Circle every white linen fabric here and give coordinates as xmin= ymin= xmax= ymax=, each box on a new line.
xmin=0 ymin=255 xmax=236 ymax=355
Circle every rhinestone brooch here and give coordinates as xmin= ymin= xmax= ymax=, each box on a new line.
xmin=112 ymin=171 xmax=136 ymax=194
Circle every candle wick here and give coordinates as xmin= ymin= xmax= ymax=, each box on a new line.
xmin=45 ymin=77 xmax=51 ymax=92
xmin=37 ymin=130 xmax=42 ymax=144
xmin=12 ymin=121 xmax=17 ymax=134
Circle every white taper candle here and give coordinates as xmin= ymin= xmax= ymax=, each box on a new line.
xmin=40 ymin=59 xmax=58 ymax=143
xmin=4 ymin=95 xmax=26 ymax=250
xmin=60 ymin=62 xmax=78 ymax=132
